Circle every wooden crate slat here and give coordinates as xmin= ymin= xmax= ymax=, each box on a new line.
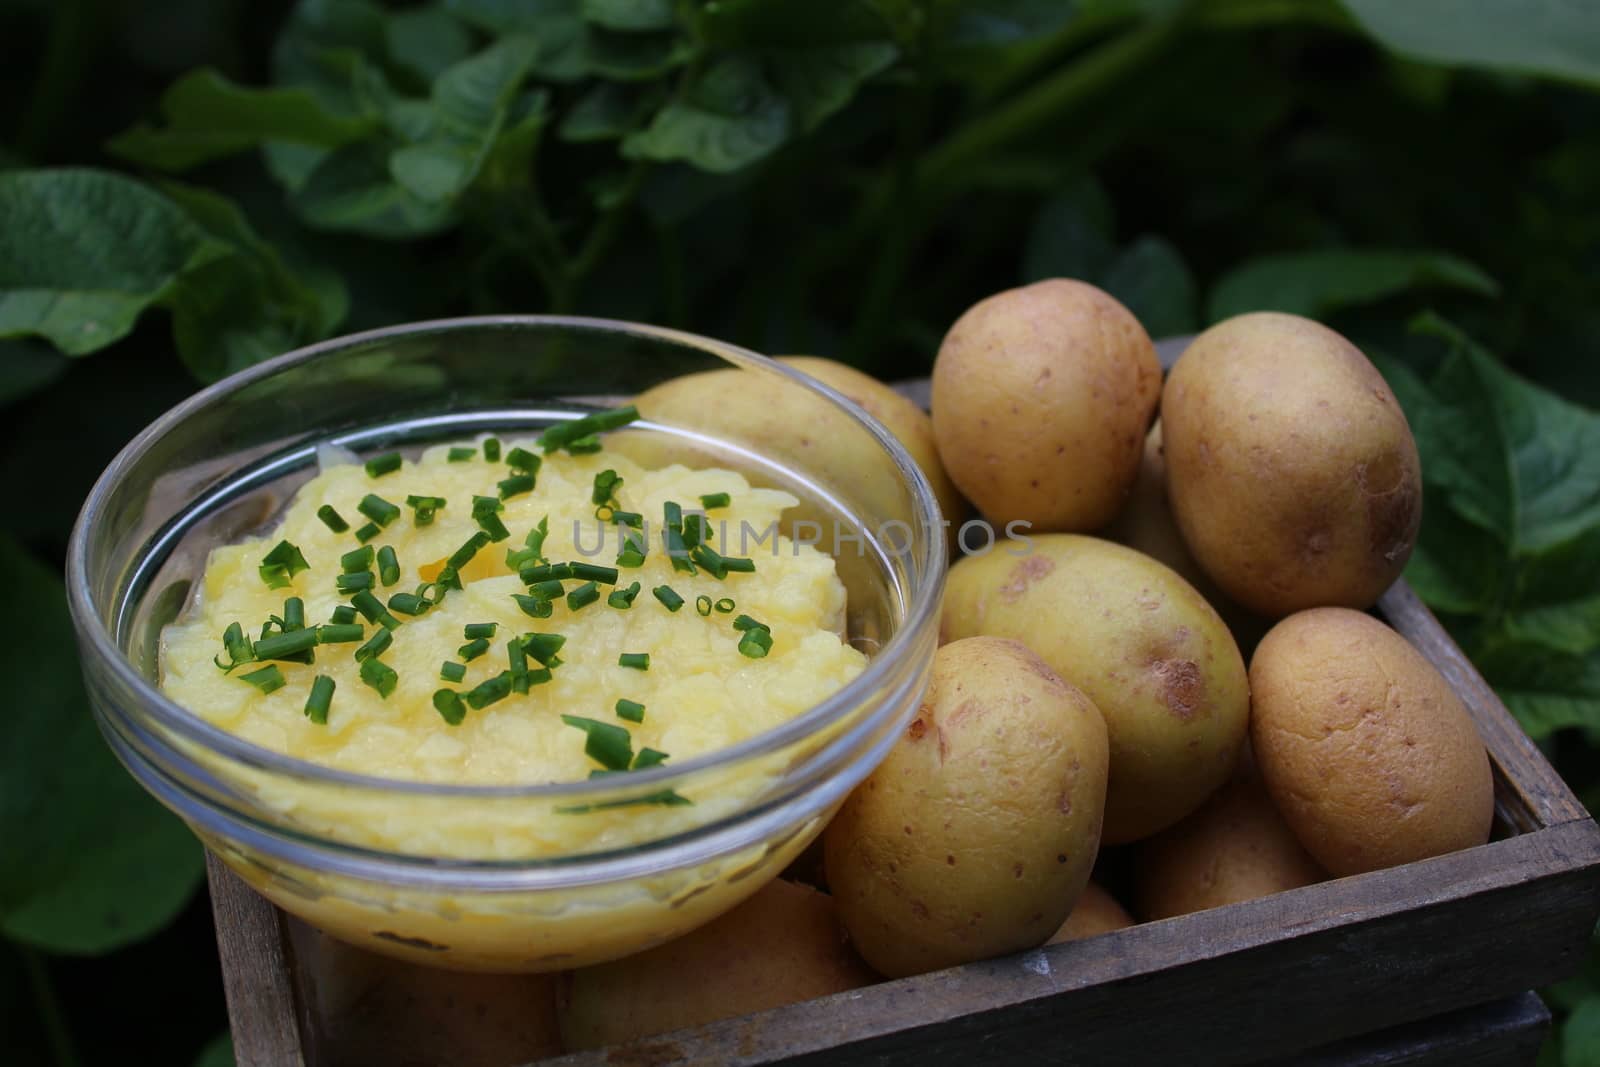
xmin=206 ymin=853 xmax=306 ymax=1067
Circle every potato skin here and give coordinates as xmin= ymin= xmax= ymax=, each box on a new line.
xmin=1048 ymin=882 xmax=1135 ymax=943
xmin=932 ymin=279 xmax=1160 ymax=531
xmin=1134 ymin=758 xmax=1323 ymax=920
xmin=556 ymin=878 xmax=877 ymax=1051
xmin=1249 ymin=608 xmax=1493 ymax=876
xmin=941 ymin=536 xmax=1249 ymax=843
xmin=1161 ymin=312 xmax=1422 ymax=617
xmin=825 ymin=637 xmax=1109 ymax=978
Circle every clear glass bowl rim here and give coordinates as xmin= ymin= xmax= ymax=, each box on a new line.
xmin=66 ymin=314 xmax=947 ymax=801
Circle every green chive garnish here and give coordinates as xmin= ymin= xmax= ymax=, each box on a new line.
xmin=240 ymin=664 xmax=285 ymax=694
xmin=664 ymin=526 xmax=696 ymax=574
xmin=714 ymin=597 xmax=735 ymax=613
xmin=733 ymin=614 xmax=768 ymax=632
xmin=254 ymin=628 xmax=319 ymax=661
xmin=498 ymin=473 xmax=535 ymax=500
xmin=691 ymin=543 xmax=731 ymax=579
xmin=351 ymin=590 xmax=401 ymax=631
xmin=555 ymin=788 xmax=691 ymax=814
xmin=335 ymin=571 xmax=375 ymax=594
xmin=615 ymin=699 xmax=645 ymax=723
xmin=700 ymin=492 xmax=730 ymax=510
xmin=527 ymin=578 xmax=565 ymax=600
xmin=316 ymin=505 xmax=349 ymax=533
xmin=405 ymin=494 xmax=446 ymax=525
xmin=304 ymin=675 xmax=335 ymax=724
xmin=388 ymin=592 xmax=428 ymax=616
xmin=483 ymin=437 xmax=501 ymax=462
xmin=354 ymin=628 xmax=393 ymax=662
xmin=477 ymin=509 xmax=511 ymax=542
xmin=608 ymin=581 xmax=641 ymax=609
xmin=359 ymin=656 xmax=398 ymax=698
xmin=355 ymin=522 xmax=381 ymax=543
xmin=560 ymin=715 xmax=633 ymax=770
xmin=526 ymin=517 xmax=550 ymax=561
xmin=434 ymin=688 xmax=467 ymax=725
xmin=569 ymin=562 xmax=618 ymax=584
xmin=464 ymin=622 xmax=498 ymax=640
xmin=507 ymin=447 xmax=541 ymax=473
xmin=259 ymin=540 xmax=310 ymax=589
xmin=466 ymin=672 xmax=513 ymax=709
xmin=357 ymin=494 xmax=401 ymax=527
xmin=458 ymin=637 xmax=491 ymax=661
xmin=616 ymin=541 xmax=646 ymax=568
xmin=539 ymin=405 xmax=639 ymax=454
xmin=567 ymin=434 xmax=602 ymax=454
xmin=440 ymin=661 xmax=466 ymax=683
xmin=724 ymin=557 xmax=756 ymax=573
xmin=213 ymin=621 xmax=254 ymax=672
xmin=520 ymin=563 xmax=573 ymax=584
xmin=619 ymin=652 xmax=650 ymax=670
xmin=283 ymin=598 xmax=306 ymax=631
xmin=364 ymin=452 xmax=402 ymax=478
xmin=591 ymin=469 xmax=622 ymax=506
xmin=696 ymin=595 xmax=713 ymax=616
xmin=341 ymin=546 xmax=375 ymax=573
xmin=682 ymin=514 xmax=710 ymax=549
xmin=520 ymin=632 xmax=567 ymax=666
xmin=652 ymin=586 xmax=684 ymax=612
xmin=513 ymin=594 xmax=554 ymax=618
xmin=633 ymin=747 xmax=670 ymax=770
xmin=377 ymin=546 xmax=400 ymax=586
xmin=664 ymin=502 xmax=683 ymax=529
xmin=611 ymin=510 xmax=643 ymax=527
xmin=447 ymin=446 xmax=476 ymax=463
xmin=738 ymin=628 xmax=773 ymax=658
xmin=316 ymin=623 xmax=364 ymax=644
xmin=330 ymin=605 xmax=358 ymax=625
xmin=447 ymin=531 xmax=492 ymax=572
xmin=567 ymin=581 xmax=601 ymax=611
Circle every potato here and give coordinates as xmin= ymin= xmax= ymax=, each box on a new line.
xmin=1249 ymin=608 xmax=1493 ymax=876
xmin=931 ymin=279 xmax=1160 ymax=531
xmin=1161 ymin=312 xmax=1422 ymax=616
xmin=825 ymin=636 xmax=1109 ymax=977
xmin=556 ymin=878 xmax=877 ymax=1051
xmin=778 ymin=355 xmax=968 ymax=534
xmin=1048 ymin=882 xmax=1135 ymax=943
xmin=290 ymin=922 xmax=562 ymax=1066
xmin=1133 ymin=756 xmax=1323 ymax=920
xmin=941 ymin=535 xmax=1249 ymax=843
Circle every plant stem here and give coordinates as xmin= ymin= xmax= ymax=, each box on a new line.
xmin=568 ymin=161 xmax=651 ymax=286
xmin=21 ymin=945 xmax=79 ymax=1067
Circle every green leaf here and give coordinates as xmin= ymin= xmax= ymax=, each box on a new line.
xmin=931 ymin=0 xmax=1079 ymax=51
xmin=107 ymin=68 xmax=376 ymax=171
xmin=1567 ymin=991 xmax=1600 ymax=1067
xmin=478 ymin=90 xmax=554 ymax=195
xmin=623 ymin=57 xmax=791 ymax=173
xmin=695 ymin=0 xmax=895 ymax=48
xmin=1021 ymin=176 xmax=1116 ymax=283
xmin=195 ymin=1032 xmax=236 ymax=1067
xmin=0 ymin=533 xmax=204 ymax=953
xmin=0 ymin=169 xmax=226 ymax=356
xmin=293 ymin=141 xmax=460 ymax=238
xmin=385 ymin=5 xmax=475 ymax=82
xmin=1100 ymin=235 xmax=1196 ymax=337
xmin=1207 ymin=248 xmax=1499 ymax=323
xmin=446 ymin=0 xmax=669 ymax=83
xmin=559 ymin=82 xmax=643 ymax=142
xmin=765 ymin=42 xmax=898 ymax=133
xmin=1474 ymin=638 xmax=1600 ymax=740
xmin=581 ymin=0 xmax=675 ymax=32
xmin=1341 ymin=0 xmax=1600 ymax=88
xmin=0 ymin=341 xmax=70 ymax=407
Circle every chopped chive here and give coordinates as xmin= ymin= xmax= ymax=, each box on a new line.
xmin=259 ymin=540 xmax=310 ymax=588
xmin=316 ymin=623 xmax=364 ymax=644
xmin=444 ymin=531 xmax=491 ymax=576
xmin=405 ymin=494 xmax=446 ymax=526
xmin=738 ymin=627 xmax=773 ymax=658
xmin=615 ymin=699 xmax=645 ymax=723
xmin=463 ymin=623 xmax=498 ymax=639
xmin=539 ymin=405 xmax=639 ymax=454
xmin=364 ymin=452 xmax=402 ymax=478
xmin=610 ymin=510 xmax=643 ymax=527
xmin=618 ymin=652 xmax=650 ymax=671
xmin=608 ymin=581 xmax=641 ymax=609
xmin=696 ymin=595 xmax=713 ymax=616
xmin=498 ymin=473 xmax=535 ymax=500
xmin=283 ymin=598 xmax=306 ymax=631
xmin=520 ymin=632 xmax=567 ymax=666
xmin=524 ymin=667 xmax=553 ymax=688
xmin=652 ymin=585 xmax=684 ymax=612
xmin=388 ymin=592 xmax=429 ymax=616
xmin=354 ymin=628 xmax=393 ymax=662
xmin=458 ymin=637 xmax=491 ymax=661
xmin=472 ymin=494 xmax=503 ymax=516
xmin=477 ymin=509 xmax=511 ymax=542
xmin=616 ymin=542 xmax=646 ymax=568
xmin=512 ymin=594 xmax=554 ymax=619
xmin=664 ymin=501 xmax=683 ymax=530
xmin=569 ymin=562 xmax=619 ymax=584
xmin=691 ymin=543 xmax=729 ymax=579
xmin=714 ymin=597 xmax=735 ymax=613
xmin=341 ymin=546 xmax=375 ymax=573
xmin=506 ymin=547 xmax=539 ymax=570
xmin=466 ymin=672 xmax=513 ymax=709
xmin=560 ymin=714 xmax=633 ymax=770
xmin=682 ymin=514 xmax=711 ymax=549
xmin=359 ymin=656 xmax=398 ymax=698
xmin=520 ymin=562 xmax=573 ymax=584
xmin=567 ymin=581 xmax=601 ymax=611
xmin=330 ymin=605 xmax=357 ymax=625
xmin=724 ymin=557 xmax=755 ymax=573
xmin=700 ymin=492 xmax=731 ymax=510
xmin=527 ymin=578 xmax=565 ymax=600
xmin=335 ymin=571 xmax=375 ymax=594
xmin=556 ymin=788 xmax=691 ymax=814
xmin=526 ymin=517 xmax=550 ymax=559
xmin=433 ymin=688 xmax=467 ymax=725
xmin=239 ymin=664 xmax=285 ymax=694
xmin=507 ymin=447 xmax=541 ymax=473
xmin=440 ymin=661 xmax=467 ymax=683
xmin=447 ymin=446 xmax=476 ymax=463
xmin=354 ymin=522 xmax=381 ymax=543
xmin=213 ymin=622 xmax=254 ymax=672
xmin=376 ymin=546 xmax=400 ymax=586
xmin=591 ymin=469 xmax=622 ymax=506
xmin=351 ymin=590 xmax=401 ymax=631
xmin=304 ymin=675 xmax=335 ymax=724
xmin=733 ymin=614 xmax=768 ymax=632
xmin=254 ymin=628 xmax=319 ymax=661
xmin=316 ymin=505 xmax=349 ymax=533
xmin=357 ymin=494 xmax=401 ymax=527
xmin=663 ymin=526 xmax=696 ymax=574
xmin=567 ymin=434 xmax=602 ymax=454
xmin=482 ymin=437 xmax=501 ymax=462
xmin=507 ymin=637 xmax=528 ymax=673
xmin=633 ymin=747 xmax=670 ymax=770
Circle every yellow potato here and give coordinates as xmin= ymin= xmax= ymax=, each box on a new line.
xmin=825 ymin=637 xmax=1109 ymax=977
xmin=1161 ymin=312 xmax=1422 ymax=616
xmin=931 ymin=278 xmax=1160 ymax=531
xmin=1048 ymin=882 xmax=1135 ymax=943
xmin=941 ymin=535 xmax=1249 ymax=843
xmin=1133 ymin=757 xmax=1323 ymax=920
xmin=1249 ymin=608 xmax=1494 ymax=876
xmin=556 ymin=878 xmax=877 ymax=1050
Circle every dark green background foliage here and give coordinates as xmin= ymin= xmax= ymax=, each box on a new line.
xmin=3 ymin=1 xmax=1600 ymax=1063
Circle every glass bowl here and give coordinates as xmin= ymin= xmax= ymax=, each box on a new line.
xmin=66 ymin=316 xmax=945 ymax=972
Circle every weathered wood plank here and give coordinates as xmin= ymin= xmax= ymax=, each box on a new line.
xmin=206 ymin=853 xmax=306 ymax=1067
xmin=1260 ymin=990 xmax=1549 ymax=1067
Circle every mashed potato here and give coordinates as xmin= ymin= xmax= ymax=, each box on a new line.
xmin=161 ymin=438 xmax=865 ymax=792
